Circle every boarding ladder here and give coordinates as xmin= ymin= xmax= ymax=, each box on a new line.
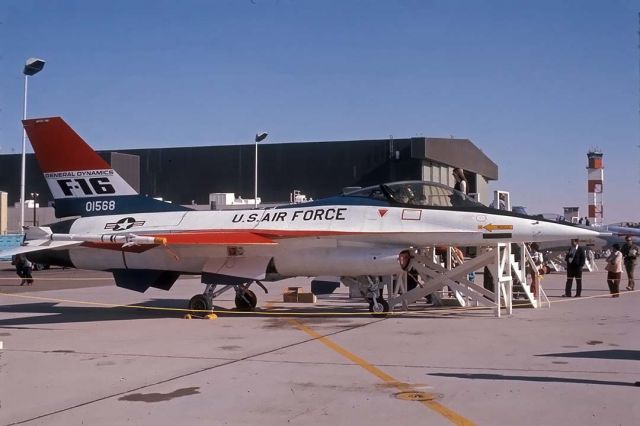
xmin=385 ymin=243 xmax=550 ymax=317
xmin=508 ymin=243 xmax=550 ymax=309
xmin=386 ymin=244 xmax=512 ymax=317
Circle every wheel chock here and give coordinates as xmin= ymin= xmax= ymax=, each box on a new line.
xmin=183 ymin=314 xmax=192 ymax=320
xmin=204 ymin=313 xmax=218 ymax=320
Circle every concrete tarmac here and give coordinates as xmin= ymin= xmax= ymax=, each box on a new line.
xmin=0 ymin=261 xmax=638 ymax=425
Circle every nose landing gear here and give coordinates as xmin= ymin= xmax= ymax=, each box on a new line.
xmin=368 ymin=297 xmax=390 ymax=317
xmin=364 ymin=276 xmax=390 ymax=317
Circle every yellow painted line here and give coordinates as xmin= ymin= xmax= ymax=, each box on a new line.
xmin=286 ymin=317 xmax=476 ymax=426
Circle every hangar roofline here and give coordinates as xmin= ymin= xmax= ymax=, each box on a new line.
xmin=410 ymin=137 xmax=498 ymax=181
xmin=71 ymin=135 xmax=496 ymax=181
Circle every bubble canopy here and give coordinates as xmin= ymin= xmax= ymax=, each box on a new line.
xmin=345 ymin=181 xmax=484 ymax=209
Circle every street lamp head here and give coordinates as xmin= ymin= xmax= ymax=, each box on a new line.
xmin=255 ymin=132 xmax=268 ymax=143
xmin=24 ymin=58 xmax=46 ymax=76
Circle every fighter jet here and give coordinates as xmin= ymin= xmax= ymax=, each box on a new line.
xmin=2 ymin=117 xmax=604 ymax=314
xmin=527 ymin=214 xmax=640 ymax=255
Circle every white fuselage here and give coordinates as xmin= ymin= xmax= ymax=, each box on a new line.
xmin=64 ymin=204 xmax=603 ymax=278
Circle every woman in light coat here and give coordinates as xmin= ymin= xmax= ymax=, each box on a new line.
xmin=606 ymin=244 xmax=623 ymax=298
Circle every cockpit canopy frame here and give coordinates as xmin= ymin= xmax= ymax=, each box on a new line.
xmin=344 ymin=181 xmax=484 ymax=209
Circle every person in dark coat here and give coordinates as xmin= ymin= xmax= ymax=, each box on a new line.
xmin=13 ymin=254 xmax=34 ymax=286
xmin=620 ymin=236 xmax=638 ymax=291
xmin=564 ymin=239 xmax=586 ymax=297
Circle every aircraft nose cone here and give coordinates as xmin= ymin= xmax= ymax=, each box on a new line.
xmin=532 ymin=222 xmax=604 ymax=243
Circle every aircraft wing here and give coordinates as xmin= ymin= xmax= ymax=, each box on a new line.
xmin=0 ymin=226 xmax=83 ymax=258
xmin=0 ymin=240 xmax=82 ymax=258
xmin=606 ymin=225 xmax=640 ymax=237
xmin=1 ymin=229 xmax=278 ymax=261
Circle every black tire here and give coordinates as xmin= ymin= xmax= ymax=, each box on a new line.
xmin=235 ymin=289 xmax=257 ymax=311
xmin=368 ymin=298 xmax=389 ymax=317
xmin=188 ymin=294 xmax=212 ymax=313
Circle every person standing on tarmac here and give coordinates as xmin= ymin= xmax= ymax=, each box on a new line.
xmin=564 ymin=239 xmax=586 ymax=297
xmin=527 ymin=243 xmax=544 ymax=297
xmin=620 ymin=236 xmax=638 ymax=291
xmin=606 ymin=244 xmax=623 ymax=297
xmin=13 ymin=254 xmax=34 ymax=286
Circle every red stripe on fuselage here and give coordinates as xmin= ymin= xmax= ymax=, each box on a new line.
xmin=153 ymin=231 xmax=277 ymax=245
xmin=23 ymin=117 xmax=110 ymax=173
xmin=79 ymin=230 xmax=359 ymax=251
xmin=254 ymin=229 xmax=354 ymax=239
xmin=152 ymin=230 xmax=361 ymax=244
xmin=152 ymin=229 xmax=356 ymax=242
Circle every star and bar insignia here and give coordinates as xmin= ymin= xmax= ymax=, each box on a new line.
xmin=105 ymin=217 xmax=146 ymax=231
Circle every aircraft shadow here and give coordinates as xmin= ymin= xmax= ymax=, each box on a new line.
xmin=0 ymin=299 xmax=386 ymax=325
xmin=0 ymin=299 xmax=191 ymax=326
xmin=537 ymin=349 xmax=640 ymax=361
xmin=428 ymin=372 xmax=637 ymax=387
xmin=0 ymin=299 xmax=468 ymax=325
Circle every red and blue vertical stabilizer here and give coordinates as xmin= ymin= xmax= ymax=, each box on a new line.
xmin=23 ymin=117 xmax=191 ymax=218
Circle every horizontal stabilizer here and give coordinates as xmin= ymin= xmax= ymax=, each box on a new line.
xmin=0 ymin=241 xmax=81 ymax=258
xmin=0 ymin=226 xmax=79 ymax=257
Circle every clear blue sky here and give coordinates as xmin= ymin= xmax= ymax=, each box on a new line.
xmin=1 ymin=0 xmax=639 ymax=223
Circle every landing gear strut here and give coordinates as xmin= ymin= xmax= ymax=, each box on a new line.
xmin=188 ymin=281 xmax=267 ymax=314
xmin=368 ymin=297 xmax=389 ymax=316
xmin=234 ymin=287 xmax=257 ymax=311
xmin=364 ymin=276 xmax=389 ymax=317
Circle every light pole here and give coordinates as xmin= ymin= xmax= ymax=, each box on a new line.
xmin=254 ymin=132 xmax=268 ymax=208
xmin=20 ymin=57 xmax=46 ymax=231
xmin=30 ymin=192 xmax=39 ymax=226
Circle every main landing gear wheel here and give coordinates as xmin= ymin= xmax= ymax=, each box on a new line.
xmin=189 ymin=294 xmax=212 ymax=313
xmin=235 ymin=289 xmax=258 ymax=311
xmin=368 ymin=298 xmax=389 ymax=317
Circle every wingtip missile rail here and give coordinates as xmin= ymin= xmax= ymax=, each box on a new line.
xmin=49 ymin=233 xmax=167 ymax=246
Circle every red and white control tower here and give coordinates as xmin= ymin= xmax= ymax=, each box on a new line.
xmin=586 ymin=150 xmax=603 ymax=226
